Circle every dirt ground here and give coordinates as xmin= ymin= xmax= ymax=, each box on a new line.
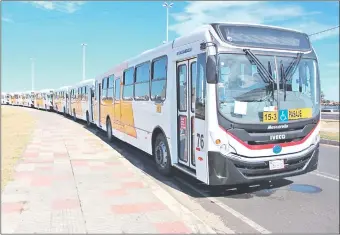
xmin=1 ymin=106 xmax=36 ymax=191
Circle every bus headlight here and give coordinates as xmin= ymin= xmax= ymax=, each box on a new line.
xmin=220 ymin=143 xmax=230 ymax=155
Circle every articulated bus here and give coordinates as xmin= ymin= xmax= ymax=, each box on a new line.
xmin=53 ymin=86 xmax=71 ymax=115
xmin=69 ymin=79 xmax=95 ymax=125
xmin=93 ymin=23 xmax=320 ymax=185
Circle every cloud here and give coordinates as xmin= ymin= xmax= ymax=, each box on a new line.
xmin=29 ymin=1 xmax=85 ymax=13
xmin=169 ymin=1 xmax=337 ymax=41
xmin=2 ymin=16 xmax=13 ymax=23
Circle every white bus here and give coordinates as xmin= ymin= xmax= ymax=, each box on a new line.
xmin=69 ymin=79 xmax=95 ymax=125
xmin=1 ymin=93 xmax=6 ymax=105
xmin=35 ymin=89 xmax=54 ymax=110
xmin=93 ymin=23 xmax=321 ymax=186
xmin=53 ymin=86 xmax=71 ymax=116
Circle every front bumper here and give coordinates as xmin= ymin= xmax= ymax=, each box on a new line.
xmin=208 ymin=144 xmax=319 ymax=185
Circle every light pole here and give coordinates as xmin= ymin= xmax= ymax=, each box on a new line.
xmin=81 ymin=43 xmax=87 ymax=81
xmin=162 ymin=2 xmax=173 ymax=43
xmin=30 ymin=58 xmax=35 ymax=91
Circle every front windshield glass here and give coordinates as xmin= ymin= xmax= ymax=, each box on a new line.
xmin=217 ymin=53 xmax=319 ymax=124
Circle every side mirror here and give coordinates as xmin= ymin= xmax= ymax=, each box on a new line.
xmin=206 ymin=55 xmax=217 ymax=84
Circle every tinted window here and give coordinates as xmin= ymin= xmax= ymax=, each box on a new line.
xmin=178 ymin=64 xmax=187 ymax=111
xmin=124 ymin=68 xmax=134 ymax=85
xmin=191 ymin=61 xmax=197 ymax=112
xmin=115 ymin=78 xmax=121 ymax=100
xmin=108 ymin=75 xmax=114 ymax=88
xmin=151 ymin=56 xmax=167 ymax=101
xmin=196 ymin=53 xmax=206 ymax=119
xmin=134 ymin=62 xmax=150 ymax=100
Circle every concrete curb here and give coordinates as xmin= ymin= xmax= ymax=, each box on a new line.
xmin=321 ymin=138 xmax=339 ymax=146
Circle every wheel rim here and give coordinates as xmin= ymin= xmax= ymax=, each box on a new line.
xmin=155 ymin=141 xmax=168 ymax=168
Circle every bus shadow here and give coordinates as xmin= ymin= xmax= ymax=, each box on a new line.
xmin=81 ymin=122 xmax=293 ymax=199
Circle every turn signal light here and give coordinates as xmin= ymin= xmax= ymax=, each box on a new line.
xmin=215 ymin=139 xmax=221 ymax=145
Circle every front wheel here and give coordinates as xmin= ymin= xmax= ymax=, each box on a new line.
xmin=153 ymin=134 xmax=172 ymax=176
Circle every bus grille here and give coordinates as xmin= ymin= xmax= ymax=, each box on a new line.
xmin=230 ymin=151 xmax=314 ymax=178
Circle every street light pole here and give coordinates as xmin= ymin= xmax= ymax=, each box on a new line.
xmin=162 ymin=2 xmax=173 ymax=43
xmin=81 ymin=43 xmax=87 ymax=81
xmin=30 ymin=58 xmax=35 ymax=91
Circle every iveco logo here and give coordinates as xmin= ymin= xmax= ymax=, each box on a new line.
xmin=267 ymin=124 xmax=288 ymax=130
xmin=270 ymin=134 xmax=286 ymax=140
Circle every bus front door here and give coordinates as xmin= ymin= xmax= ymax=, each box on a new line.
xmin=177 ymin=58 xmax=197 ymax=170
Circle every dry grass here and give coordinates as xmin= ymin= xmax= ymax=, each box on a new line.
xmin=1 ymin=106 xmax=36 ymax=191
xmin=320 ymin=132 xmax=340 ymax=142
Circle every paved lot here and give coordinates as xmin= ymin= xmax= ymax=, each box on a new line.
xmin=1 ymin=107 xmax=213 ymax=234
xmin=1 ymin=107 xmax=339 ymax=234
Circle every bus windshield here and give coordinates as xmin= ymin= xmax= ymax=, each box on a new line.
xmin=217 ymin=53 xmax=320 ymax=124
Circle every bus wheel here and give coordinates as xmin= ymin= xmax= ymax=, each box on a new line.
xmin=45 ymin=104 xmax=47 ymax=111
xmin=73 ymin=109 xmax=76 ymax=121
xmin=153 ymin=134 xmax=172 ymax=176
xmin=86 ymin=111 xmax=91 ymax=127
xmin=106 ymin=118 xmax=113 ymax=141
xmin=63 ymin=107 xmax=66 ymax=117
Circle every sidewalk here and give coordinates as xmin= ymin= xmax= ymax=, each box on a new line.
xmin=1 ymin=109 xmax=214 ymax=234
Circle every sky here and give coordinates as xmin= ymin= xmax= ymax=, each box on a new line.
xmin=1 ymin=1 xmax=339 ymax=101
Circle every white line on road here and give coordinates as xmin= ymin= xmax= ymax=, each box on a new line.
xmin=312 ymin=171 xmax=339 ymax=181
xmin=175 ymin=177 xmax=271 ymax=234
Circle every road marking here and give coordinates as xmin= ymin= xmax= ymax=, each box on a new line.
xmin=312 ymin=171 xmax=339 ymax=181
xmin=175 ymin=177 xmax=271 ymax=234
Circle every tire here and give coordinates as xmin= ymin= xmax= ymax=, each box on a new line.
xmin=86 ymin=111 xmax=91 ymax=127
xmin=45 ymin=104 xmax=47 ymax=111
xmin=106 ymin=118 xmax=113 ymax=141
xmin=153 ymin=133 xmax=172 ymax=176
xmin=73 ymin=109 xmax=76 ymax=121
xmin=63 ymin=107 xmax=66 ymax=117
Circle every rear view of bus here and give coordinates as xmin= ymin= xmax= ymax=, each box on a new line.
xmin=201 ymin=23 xmax=320 ymax=185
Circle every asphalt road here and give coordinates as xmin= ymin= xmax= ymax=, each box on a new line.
xmin=21 ymin=108 xmax=338 ymax=234
xmin=321 ymin=112 xmax=339 ymax=120
xmin=85 ymin=122 xmax=339 ymax=234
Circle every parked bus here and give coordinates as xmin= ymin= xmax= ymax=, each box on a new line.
xmin=93 ymin=23 xmax=320 ymax=185
xmin=1 ymin=93 xmax=6 ymax=105
xmin=53 ymin=86 xmax=71 ymax=116
xmin=35 ymin=89 xmax=54 ymax=110
xmin=69 ymin=79 xmax=95 ymax=125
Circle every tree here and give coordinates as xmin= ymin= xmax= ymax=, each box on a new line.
xmin=321 ymin=91 xmax=325 ymax=103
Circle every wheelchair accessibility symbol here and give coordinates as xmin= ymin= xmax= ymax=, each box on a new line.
xmin=279 ymin=109 xmax=288 ymax=122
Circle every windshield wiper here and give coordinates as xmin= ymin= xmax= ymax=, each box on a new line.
xmin=243 ymin=49 xmax=276 ymax=101
xmin=280 ymin=53 xmax=303 ymax=101
xmin=283 ymin=53 xmax=303 ymax=83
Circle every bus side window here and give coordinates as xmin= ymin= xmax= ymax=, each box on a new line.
xmin=114 ymin=78 xmax=121 ymax=100
xmin=123 ymin=67 xmax=134 ymax=100
xmin=108 ymin=75 xmax=114 ymax=100
xmin=151 ymin=56 xmax=167 ymax=102
xmin=196 ymin=53 xmax=206 ymax=120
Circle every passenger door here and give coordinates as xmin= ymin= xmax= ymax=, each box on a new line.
xmin=176 ymin=58 xmax=197 ymax=169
